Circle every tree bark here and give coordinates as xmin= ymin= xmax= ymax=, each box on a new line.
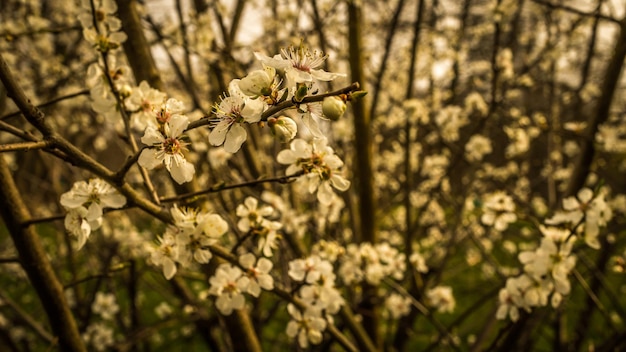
xmin=0 ymin=155 xmax=86 ymax=352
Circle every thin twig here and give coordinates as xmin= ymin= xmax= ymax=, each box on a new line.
xmin=113 ymin=148 xmax=144 ymax=181
xmin=0 ymin=289 xmax=54 ymax=344
xmin=159 ymin=171 xmax=305 ymax=204
xmin=0 ymin=140 xmax=51 ymax=153
xmin=207 ymin=244 xmax=363 ymax=352
xmin=572 ymin=268 xmax=620 ymax=333
xmin=185 ymin=82 xmax=361 ymax=131
xmin=530 ymin=0 xmax=619 ymax=23
xmin=0 ymin=89 xmax=89 ymax=121
xmin=384 ymin=278 xmax=462 ymax=351
xmin=63 ymin=262 xmax=131 ymax=289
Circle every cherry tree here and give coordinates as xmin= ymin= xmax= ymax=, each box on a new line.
xmin=0 ymin=0 xmax=625 ymax=351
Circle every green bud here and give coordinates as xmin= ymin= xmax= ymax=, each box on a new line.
xmin=294 ymin=83 xmax=308 ymax=102
xmin=349 ymin=90 xmax=368 ymax=100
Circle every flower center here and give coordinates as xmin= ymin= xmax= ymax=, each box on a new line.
xmin=96 ymin=10 xmax=106 ymax=23
xmin=156 ymin=109 xmax=171 ymax=124
xmin=141 ymin=100 xmax=152 ymax=112
xmin=163 ymin=138 xmax=181 ymax=154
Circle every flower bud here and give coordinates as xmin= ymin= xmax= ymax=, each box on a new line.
xmin=238 ymin=69 xmax=273 ymax=97
xmin=322 ymin=96 xmax=347 ymax=121
xmin=349 ymin=90 xmax=368 ymax=100
xmin=118 ymin=84 xmax=133 ymax=98
xmin=294 ymin=83 xmax=308 ymax=102
xmin=268 ymin=116 xmax=298 ymax=142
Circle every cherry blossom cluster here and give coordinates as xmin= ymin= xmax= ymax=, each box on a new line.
xmin=384 ymin=293 xmax=413 ymax=319
xmin=78 ymin=0 xmax=130 ymax=121
xmin=79 ymin=0 xmax=127 ymax=53
xmin=338 ymin=242 xmax=407 ymax=286
xmin=60 ymin=178 xmax=126 ymax=249
xmin=496 ymin=187 xmax=612 ymax=321
xmin=82 ymin=292 xmax=119 ymax=351
xmin=426 ymin=286 xmax=456 ymax=314
xmin=209 ymin=43 xmax=347 ymax=153
xmin=149 ymin=206 xmax=229 ymax=279
xmin=277 ymin=138 xmax=350 ymax=205
xmin=137 ymin=101 xmax=196 ymax=184
xmin=65 ymin=5 xmax=359 ymax=346
xmin=286 ymin=255 xmax=344 ymax=348
xmin=545 ymin=187 xmax=612 ymax=249
xmin=236 ymin=197 xmax=282 ymax=257
xmin=480 ymin=191 xmax=517 ymax=232
xmin=204 ymin=253 xmax=274 ymax=315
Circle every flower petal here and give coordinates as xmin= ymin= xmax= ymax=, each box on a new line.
xmin=209 ymin=121 xmax=231 ymax=146
xmin=224 ymin=124 xmax=247 ymax=153
xmin=138 ymin=148 xmax=163 ymax=169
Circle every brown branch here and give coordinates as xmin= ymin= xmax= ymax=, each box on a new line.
xmin=0 ymin=25 xmax=81 ymax=38
xmin=116 ymin=0 xmax=165 ymax=91
xmin=144 ymin=15 xmax=204 ymax=109
xmin=0 ymin=140 xmax=51 ymax=153
xmin=0 ymin=89 xmax=89 ymax=121
xmin=228 ymin=0 xmax=248 ymax=45
xmin=159 ymin=171 xmax=304 ymax=204
xmin=0 ymin=289 xmax=54 ymax=344
xmin=530 ymin=0 xmax=619 ymax=23
xmin=565 ymin=15 xmax=626 ymax=197
xmin=0 ymin=52 xmax=169 ymax=223
xmin=394 ymin=0 xmax=426 ymax=349
xmin=63 ymin=262 xmax=131 ymax=289
xmin=369 ymin=0 xmax=407 ymax=117
xmin=347 ymin=2 xmax=378 ymax=348
xmin=207 ymin=245 xmax=363 ymax=352
xmin=0 ymin=155 xmax=86 ymax=351
xmin=24 ymin=170 xmax=299 ymax=226
xmin=0 ymin=120 xmax=39 ymax=141
xmin=185 ymin=82 xmax=361 ymax=131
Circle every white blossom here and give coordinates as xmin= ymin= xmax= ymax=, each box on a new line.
xmin=91 ymin=292 xmax=119 ymax=321
xmin=385 ymin=293 xmax=412 ymax=319
xmin=277 ymin=138 xmax=350 ymax=205
xmin=236 ymin=197 xmax=275 ymax=232
xmin=285 ymin=304 xmax=327 ymax=348
xmin=149 ymin=232 xmax=179 ymax=280
xmin=125 ymin=82 xmax=168 ymax=130
xmin=60 ymin=179 xmax=125 ymax=249
xmin=239 ymin=253 xmax=274 ymax=297
xmin=209 ymin=80 xmax=265 ymax=153
xmin=480 ymin=191 xmax=517 ymax=231
xmin=255 ymin=44 xmax=345 ymax=94
xmin=139 ymin=114 xmax=195 ymax=184
xmin=60 ymin=178 xmax=126 ymax=221
xmin=465 ymin=134 xmax=493 ymax=162
xmin=208 ymin=264 xmax=248 ymax=315
xmin=426 ymin=286 xmax=456 ymax=313
xmin=83 ymin=322 xmax=115 ymax=351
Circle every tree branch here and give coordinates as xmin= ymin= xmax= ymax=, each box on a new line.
xmin=185 ymin=82 xmax=361 ymax=131
xmin=0 ymin=155 xmax=86 ymax=351
xmin=159 ymin=171 xmax=304 ymax=204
